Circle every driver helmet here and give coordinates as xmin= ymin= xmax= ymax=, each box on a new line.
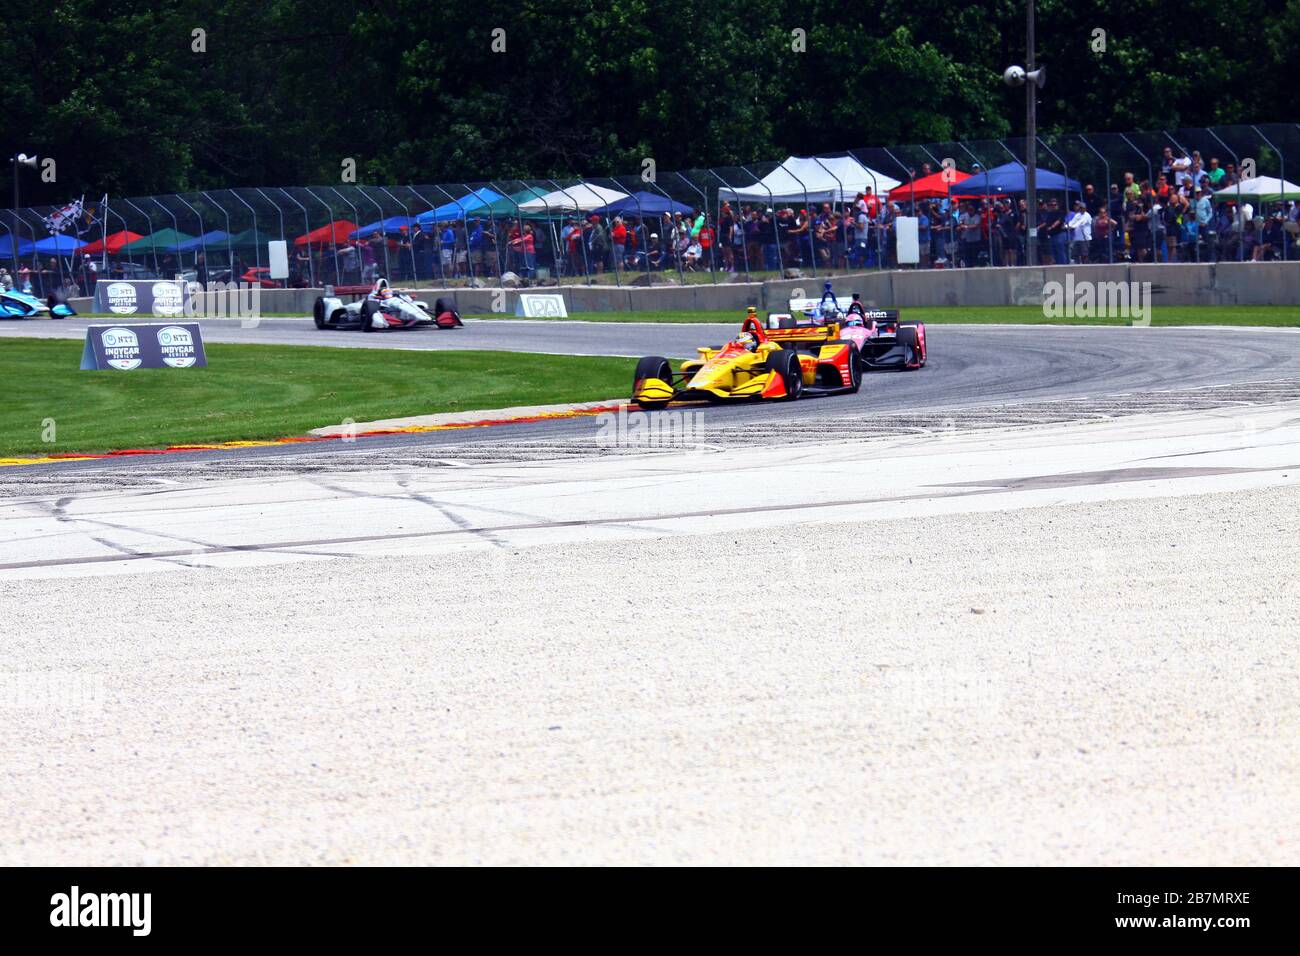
xmin=736 ymin=331 xmax=757 ymax=352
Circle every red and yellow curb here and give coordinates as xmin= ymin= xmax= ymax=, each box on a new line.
xmin=0 ymin=403 xmax=627 ymax=468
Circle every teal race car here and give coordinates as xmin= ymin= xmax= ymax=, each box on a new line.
xmin=0 ymin=289 xmax=76 ymax=318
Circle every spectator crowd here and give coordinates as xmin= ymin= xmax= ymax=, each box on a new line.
xmin=4 ymin=146 xmax=1296 ymax=297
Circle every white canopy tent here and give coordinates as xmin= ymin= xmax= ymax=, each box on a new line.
xmin=518 ymin=183 xmax=632 ymax=213
xmin=718 ymin=156 xmax=903 ymax=206
xmin=1210 ymin=176 xmax=1300 ymax=203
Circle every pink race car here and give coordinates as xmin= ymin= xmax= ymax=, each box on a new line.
xmin=772 ymin=282 xmax=927 ymax=371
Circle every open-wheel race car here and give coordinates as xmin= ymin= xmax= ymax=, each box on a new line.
xmin=632 ymin=307 xmax=863 ymax=409
xmin=780 ymin=281 xmax=927 ymax=370
xmin=0 ymin=288 xmax=76 ymax=319
xmin=312 ymin=278 xmax=463 ymax=332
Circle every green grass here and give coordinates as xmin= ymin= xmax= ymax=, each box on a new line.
xmin=474 ymin=305 xmax=1300 ymax=326
xmin=0 ymin=339 xmax=633 ymax=458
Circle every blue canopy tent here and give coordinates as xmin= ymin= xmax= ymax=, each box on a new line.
xmin=0 ymin=236 xmax=37 ymax=258
xmin=949 ymin=162 xmax=1081 ymax=198
xmin=33 ymin=235 xmax=87 ymax=255
xmin=174 ymin=230 xmax=231 ymax=253
xmin=592 ymin=190 xmax=693 ymax=217
xmin=414 ymin=187 xmax=505 ymax=227
xmin=348 ymin=216 xmax=419 ymax=239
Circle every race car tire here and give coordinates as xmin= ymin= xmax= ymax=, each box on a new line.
xmin=897 ymin=326 xmax=920 ymax=369
xmin=848 ymin=347 xmax=863 ymax=393
xmin=769 ymin=348 xmax=803 ymax=400
xmin=633 ymin=355 xmax=673 ymax=410
xmin=360 ymin=300 xmax=376 ymax=332
xmin=313 ymin=298 xmax=327 ymax=329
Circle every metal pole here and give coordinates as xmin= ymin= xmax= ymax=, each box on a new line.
xmin=200 ymin=192 xmax=235 ymax=272
xmin=326 ymin=187 xmax=363 ymax=281
xmin=810 ymin=157 xmax=847 ymax=273
xmin=104 ymin=204 xmax=132 ymax=272
xmin=254 ymin=188 xmax=287 ymax=274
xmin=672 ymin=172 xmax=714 ymax=282
xmin=738 ymin=166 xmax=780 ymax=277
xmin=303 ymin=188 xmax=341 ymax=285
xmin=707 ymin=169 xmax=751 ymax=282
xmin=277 ymin=188 xmax=314 ymax=286
xmin=148 ymin=197 xmax=184 ymax=277
xmin=491 ymin=181 xmax=529 ymax=285
xmin=405 ymin=186 xmax=439 ymax=284
xmin=228 ymin=190 xmax=262 ymax=271
xmin=547 ymin=181 xmax=592 ymax=281
xmin=1038 ymin=137 xmax=1076 ymax=264
xmin=1204 ymin=128 xmax=1245 ymax=262
xmin=918 ymin=144 xmax=958 ymax=265
xmin=427 ymin=184 xmax=467 ymax=283
xmin=355 ymin=187 xmax=391 ymax=278
xmin=953 ymin=142 xmax=994 ymax=268
xmin=780 ymin=161 xmax=811 ymax=277
xmin=847 ymin=150 xmax=884 ymax=271
xmin=121 ymin=198 xmax=159 ymax=275
xmin=379 ymin=185 xmax=418 ymax=282
xmin=1077 ymin=135 xmax=1113 ymax=262
xmin=643 ymin=178 xmax=688 ymax=285
xmin=172 ymin=193 xmax=208 ymax=277
xmin=1252 ymin=125 xmax=1286 ymax=259
xmin=1025 ymin=0 xmax=1038 ymax=266
xmin=8 ymin=155 xmax=18 ymax=268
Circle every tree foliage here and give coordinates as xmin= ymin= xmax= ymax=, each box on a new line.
xmin=2 ymin=0 xmax=1295 ymax=202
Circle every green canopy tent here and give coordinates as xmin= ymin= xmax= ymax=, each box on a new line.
xmin=118 ymin=228 xmax=197 ymax=254
xmin=1210 ymin=176 xmax=1300 ymax=204
xmin=458 ymin=186 xmax=556 ymax=221
xmin=228 ymin=228 xmax=279 ymax=247
xmin=118 ymin=227 xmax=198 ymax=273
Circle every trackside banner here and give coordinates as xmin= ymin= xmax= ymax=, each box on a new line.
xmin=80 ymin=323 xmax=208 ymax=371
xmin=94 ymin=279 xmax=192 ymax=317
xmin=515 ymin=292 xmax=568 ymax=317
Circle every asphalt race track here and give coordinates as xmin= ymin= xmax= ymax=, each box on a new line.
xmin=3 ymin=315 xmax=1298 ymax=865
xmin=2 ymin=317 xmax=1298 ymax=475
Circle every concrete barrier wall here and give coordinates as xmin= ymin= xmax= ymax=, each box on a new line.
xmin=67 ymin=261 xmax=1300 ymax=317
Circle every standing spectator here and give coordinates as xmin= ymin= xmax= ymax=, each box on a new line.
xmin=1044 ymin=198 xmax=1068 ymax=264
xmin=1091 ymin=206 xmax=1114 ymax=263
xmin=1066 ymin=200 xmax=1092 ymax=263
xmin=958 ymin=202 xmax=982 ymax=267
xmin=437 ymin=223 xmax=454 ymax=279
xmin=610 ymin=217 xmax=627 ymax=271
xmin=913 ymin=204 xmax=931 ymax=269
xmin=1082 ymin=183 xmax=1101 ymax=216
xmin=1206 ymin=157 xmax=1225 ymax=188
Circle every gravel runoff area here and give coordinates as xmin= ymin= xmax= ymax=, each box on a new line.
xmin=2 ymin=484 xmax=1296 ymax=866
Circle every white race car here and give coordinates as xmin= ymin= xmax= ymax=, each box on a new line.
xmin=313 ymin=278 xmax=463 ymax=332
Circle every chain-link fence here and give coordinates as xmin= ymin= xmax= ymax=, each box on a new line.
xmin=4 ymin=124 xmax=1297 ymax=299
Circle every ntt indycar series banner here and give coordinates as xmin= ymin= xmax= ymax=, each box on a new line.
xmin=93 ymin=279 xmax=192 ymax=317
xmin=80 ymin=323 xmax=208 ymax=371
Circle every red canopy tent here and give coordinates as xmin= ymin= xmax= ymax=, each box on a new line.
xmin=888 ymin=168 xmax=974 ymax=201
xmin=79 ymin=229 xmax=145 ymax=255
xmin=295 ymin=220 xmax=358 ymax=246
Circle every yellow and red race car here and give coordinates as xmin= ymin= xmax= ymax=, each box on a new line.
xmin=633 ymin=308 xmax=862 ymax=409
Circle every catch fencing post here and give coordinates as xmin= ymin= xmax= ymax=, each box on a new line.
xmin=708 ymin=169 xmax=751 ymax=282
xmin=741 ymin=165 xmax=783 ymax=277
xmin=303 ymin=187 xmax=342 ymax=284
xmin=121 ymin=198 xmax=159 ymax=275
xmin=277 ymin=188 xmax=314 ymax=285
xmin=1204 ymin=128 xmax=1245 ymax=262
xmin=1077 ymin=135 xmax=1113 ymax=263
xmin=1252 ymin=125 xmax=1287 ymax=260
